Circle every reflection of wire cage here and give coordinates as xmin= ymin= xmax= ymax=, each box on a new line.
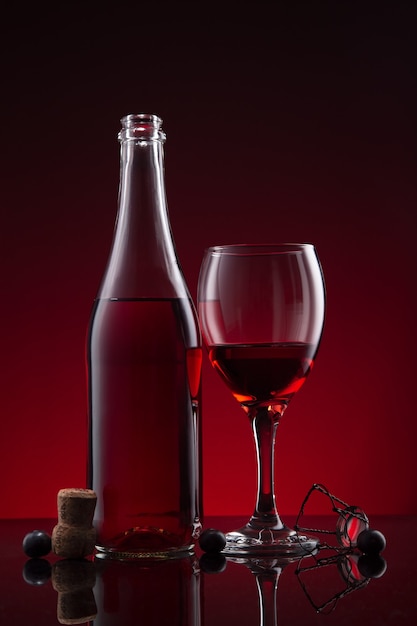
xmin=294 ymin=483 xmax=369 ymax=550
xmin=295 ymin=551 xmax=370 ymax=614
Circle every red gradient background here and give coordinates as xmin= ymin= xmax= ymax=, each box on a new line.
xmin=1 ymin=4 xmax=415 ymax=519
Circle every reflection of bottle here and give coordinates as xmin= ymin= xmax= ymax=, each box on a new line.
xmin=93 ymin=556 xmax=201 ymax=626
xmin=87 ymin=114 xmax=202 ymax=558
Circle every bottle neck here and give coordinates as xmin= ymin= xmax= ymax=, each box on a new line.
xmin=118 ymin=137 xmax=174 ymax=264
xmin=98 ymin=120 xmax=188 ymax=300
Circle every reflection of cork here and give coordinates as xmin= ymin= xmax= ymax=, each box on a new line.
xmin=52 ymin=559 xmax=97 ymax=625
xmin=52 ymin=489 xmax=97 ymax=559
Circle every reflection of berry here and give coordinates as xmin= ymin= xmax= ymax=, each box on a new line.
xmin=22 ymin=558 xmax=52 ymax=585
xmin=22 ymin=530 xmax=52 ymax=558
xmin=200 ymin=552 xmax=227 ymax=574
xmin=199 ymin=528 xmax=226 ymax=553
xmin=357 ymin=529 xmax=386 ymax=554
xmin=358 ymin=554 xmax=387 ymax=579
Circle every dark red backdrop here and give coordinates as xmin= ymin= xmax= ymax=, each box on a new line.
xmin=1 ymin=4 xmax=415 ymax=519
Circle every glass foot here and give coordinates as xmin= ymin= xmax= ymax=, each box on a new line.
xmin=222 ymin=524 xmax=318 ymax=557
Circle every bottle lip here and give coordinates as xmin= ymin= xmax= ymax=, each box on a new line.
xmin=121 ymin=113 xmax=162 ymax=126
xmin=119 ymin=113 xmax=166 ymax=142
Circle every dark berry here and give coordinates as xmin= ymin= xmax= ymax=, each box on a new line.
xmin=199 ymin=528 xmax=226 ymax=553
xmin=22 ymin=558 xmax=52 ymax=585
xmin=358 ymin=554 xmax=387 ymax=579
xmin=199 ymin=552 xmax=227 ymax=574
xmin=22 ymin=530 xmax=52 ymax=558
xmin=356 ymin=529 xmax=386 ymax=554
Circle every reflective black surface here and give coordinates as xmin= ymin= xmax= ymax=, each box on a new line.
xmin=1 ymin=516 xmax=415 ymax=625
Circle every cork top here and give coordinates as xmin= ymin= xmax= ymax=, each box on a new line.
xmin=58 ymin=488 xmax=96 ymax=499
xmin=57 ymin=488 xmax=97 ymax=527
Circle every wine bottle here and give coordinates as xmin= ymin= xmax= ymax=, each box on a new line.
xmin=87 ymin=114 xmax=202 ymax=558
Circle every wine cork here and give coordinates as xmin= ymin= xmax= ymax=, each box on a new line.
xmin=52 ymin=488 xmax=97 ymax=559
xmin=52 ymin=560 xmax=97 ymax=625
xmin=57 ymin=489 xmax=97 ymax=528
xmin=52 ymin=525 xmax=97 ymax=559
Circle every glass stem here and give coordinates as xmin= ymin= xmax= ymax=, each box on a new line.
xmin=250 ymin=406 xmax=284 ymax=530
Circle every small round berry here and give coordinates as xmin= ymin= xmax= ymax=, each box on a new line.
xmin=199 ymin=528 xmax=226 ymax=553
xmin=358 ymin=554 xmax=387 ymax=579
xmin=22 ymin=530 xmax=52 ymax=558
xmin=356 ymin=529 xmax=386 ymax=554
xmin=22 ymin=558 xmax=52 ymax=585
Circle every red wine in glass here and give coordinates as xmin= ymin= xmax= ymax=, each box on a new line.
xmin=209 ymin=342 xmax=316 ymax=409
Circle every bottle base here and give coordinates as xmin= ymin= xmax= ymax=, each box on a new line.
xmin=93 ymin=523 xmax=198 ymax=560
xmin=95 ymin=544 xmax=195 ymax=561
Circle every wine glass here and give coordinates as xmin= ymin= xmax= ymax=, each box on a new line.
xmin=198 ymin=243 xmax=326 ymax=555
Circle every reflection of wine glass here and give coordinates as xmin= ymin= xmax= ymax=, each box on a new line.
xmin=228 ymin=556 xmax=298 ymax=626
xmin=228 ymin=557 xmax=287 ymax=626
xmin=198 ymin=244 xmax=325 ymax=555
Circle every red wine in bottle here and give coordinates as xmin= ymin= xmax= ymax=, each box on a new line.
xmin=87 ymin=115 xmax=202 ymax=557
xmin=88 ymin=298 xmax=201 ymax=552
xmin=208 ymin=342 xmax=316 ymax=407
